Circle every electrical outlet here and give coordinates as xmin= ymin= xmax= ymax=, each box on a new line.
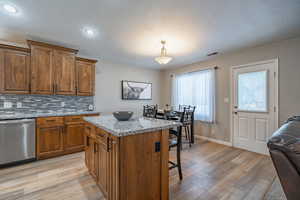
xmin=17 ymin=102 xmax=22 ymax=108
xmin=61 ymin=102 xmax=65 ymax=107
xmin=4 ymin=102 xmax=12 ymax=108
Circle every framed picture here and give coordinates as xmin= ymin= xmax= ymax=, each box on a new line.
xmin=122 ymin=80 xmax=152 ymax=100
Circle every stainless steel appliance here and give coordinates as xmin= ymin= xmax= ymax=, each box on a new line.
xmin=0 ymin=119 xmax=36 ymax=166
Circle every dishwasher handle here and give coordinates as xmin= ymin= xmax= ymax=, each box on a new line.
xmin=0 ymin=119 xmax=35 ymax=125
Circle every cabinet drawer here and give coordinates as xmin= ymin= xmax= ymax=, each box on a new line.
xmin=65 ymin=115 xmax=83 ymax=124
xmin=37 ymin=117 xmax=64 ymax=127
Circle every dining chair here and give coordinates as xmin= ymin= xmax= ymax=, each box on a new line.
xmin=182 ymin=106 xmax=196 ymax=147
xmin=143 ymin=105 xmax=158 ymax=118
xmin=168 ymin=108 xmax=186 ymax=180
xmin=179 ymin=104 xmax=191 ymax=111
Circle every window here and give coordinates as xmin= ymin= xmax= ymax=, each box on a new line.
xmin=171 ymin=69 xmax=216 ymax=122
xmin=237 ymin=70 xmax=268 ymax=112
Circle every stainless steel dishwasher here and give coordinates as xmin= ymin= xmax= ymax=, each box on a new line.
xmin=0 ymin=119 xmax=36 ymax=167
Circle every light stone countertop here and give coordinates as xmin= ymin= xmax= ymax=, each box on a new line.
xmin=0 ymin=111 xmax=100 ymax=120
xmin=84 ymin=115 xmax=181 ymax=137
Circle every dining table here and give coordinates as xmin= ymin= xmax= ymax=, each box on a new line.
xmin=156 ymin=109 xmax=195 ymax=144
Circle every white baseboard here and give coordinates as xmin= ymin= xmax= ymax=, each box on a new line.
xmin=195 ymin=135 xmax=232 ymax=147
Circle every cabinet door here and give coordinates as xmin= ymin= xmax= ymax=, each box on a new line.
xmin=64 ymin=123 xmax=85 ymax=152
xmin=37 ymin=126 xmax=64 ymax=159
xmin=108 ymin=137 xmax=119 ymax=200
xmin=76 ymin=60 xmax=95 ymax=96
xmin=0 ymin=50 xmax=30 ymax=94
xmin=91 ymin=140 xmax=98 ymax=179
xmin=30 ymin=45 xmax=54 ymax=94
xmin=54 ymin=50 xmax=76 ymax=95
xmin=98 ymin=141 xmax=109 ymax=197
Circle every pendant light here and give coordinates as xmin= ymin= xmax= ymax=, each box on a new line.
xmin=155 ymin=40 xmax=172 ymax=64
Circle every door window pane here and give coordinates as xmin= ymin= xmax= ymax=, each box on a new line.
xmin=238 ymin=70 xmax=267 ymax=112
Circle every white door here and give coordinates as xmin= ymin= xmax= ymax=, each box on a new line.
xmin=232 ymin=60 xmax=278 ymax=155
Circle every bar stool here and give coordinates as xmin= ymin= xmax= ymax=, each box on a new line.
xmin=168 ymin=108 xmax=186 ymax=180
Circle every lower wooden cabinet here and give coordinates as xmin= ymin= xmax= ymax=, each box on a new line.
xmin=36 ymin=114 xmax=99 ymax=160
xmin=37 ymin=125 xmax=64 ymax=159
xmin=64 ymin=122 xmax=85 ymax=152
xmin=85 ymin=125 xmax=117 ymax=199
xmin=97 ymin=138 xmax=109 ymax=197
xmin=85 ymin=123 xmax=169 ymax=200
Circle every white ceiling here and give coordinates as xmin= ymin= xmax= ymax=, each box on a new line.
xmin=0 ymin=0 xmax=300 ymax=69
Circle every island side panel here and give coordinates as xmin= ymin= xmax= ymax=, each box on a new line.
xmin=119 ymin=130 xmax=165 ymax=200
xmin=161 ymin=129 xmax=169 ymax=200
xmin=109 ymin=135 xmax=120 ymax=200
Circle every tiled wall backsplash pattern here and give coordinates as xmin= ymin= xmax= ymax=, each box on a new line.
xmin=0 ymin=94 xmax=94 ymax=115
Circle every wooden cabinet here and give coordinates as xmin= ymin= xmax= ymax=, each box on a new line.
xmin=54 ymin=50 xmax=76 ymax=95
xmin=36 ymin=113 xmax=99 ymax=160
xmin=84 ymin=125 xmax=111 ymax=198
xmin=0 ymin=45 xmax=30 ymax=94
xmin=64 ymin=122 xmax=85 ymax=152
xmin=28 ymin=40 xmax=78 ymax=95
xmin=36 ymin=117 xmax=65 ymax=159
xmin=30 ymin=45 xmax=54 ymax=94
xmin=85 ymin=123 xmax=169 ymax=200
xmin=64 ymin=115 xmax=85 ymax=153
xmin=84 ymin=124 xmax=95 ymax=175
xmin=76 ymin=57 xmax=96 ymax=96
xmin=95 ymin=131 xmax=109 ymax=197
xmin=0 ymin=42 xmax=97 ymax=96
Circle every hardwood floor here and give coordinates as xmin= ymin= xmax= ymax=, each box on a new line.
xmin=0 ymin=139 xmax=285 ymax=200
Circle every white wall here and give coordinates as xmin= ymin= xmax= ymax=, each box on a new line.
xmin=94 ymin=61 xmax=161 ymax=116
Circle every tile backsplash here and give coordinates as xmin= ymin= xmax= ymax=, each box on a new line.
xmin=0 ymin=94 xmax=94 ymax=115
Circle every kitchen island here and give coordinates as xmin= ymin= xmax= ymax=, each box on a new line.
xmin=84 ymin=115 xmax=181 ymax=200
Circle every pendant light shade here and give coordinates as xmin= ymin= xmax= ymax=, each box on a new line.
xmin=155 ymin=40 xmax=172 ymax=64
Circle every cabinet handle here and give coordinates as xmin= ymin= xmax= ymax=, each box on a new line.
xmin=107 ymin=138 xmax=116 ymax=152
xmin=107 ymin=137 xmax=110 ymax=152
xmin=46 ymin=119 xmax=56 ymax=123
xmin=86 ymin=137 xmax=89 ymax=146
xmin=94 ymin=144 xmax=97 ymax=153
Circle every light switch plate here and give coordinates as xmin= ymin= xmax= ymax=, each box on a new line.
xmin=224 ymin=97 xmax=229 ymax=103
xmin=61 ymin=102 xmax=65 ymax=107
xmin=4 ymin=102 xmax=12 ymax=108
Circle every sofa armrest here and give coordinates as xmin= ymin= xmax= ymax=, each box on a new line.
xmin=270 ymin=150 xmax=300 ymax=200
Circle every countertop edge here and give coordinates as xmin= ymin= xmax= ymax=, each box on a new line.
xmin=84 ymin=116 xmax=181 ymax=137
xmin=0 ymin=111 xmax=100 ymax=120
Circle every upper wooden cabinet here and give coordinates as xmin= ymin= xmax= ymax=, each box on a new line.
xmin=28 ymin=40 xmax=79 ymax=95
xmin=30 ymin=45 xmax=54 ymax=94
xmin=54 ymin=50 xmax=76 ymax=95
xmin=0 ymin=45 xmax=31 ymax=94
xmin=76 ymin=57 xmax=97 ymax=96
xmin=0 ymin=41 xmax=97 ymax=96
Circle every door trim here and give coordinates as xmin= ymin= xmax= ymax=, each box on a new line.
xmin=229 ymin=58 xmax=279 ymax=151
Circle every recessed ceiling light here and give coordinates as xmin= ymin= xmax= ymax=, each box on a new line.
xmin=3 ymin=4 xmax=17 ymax=13
xmin=86 ymin=29 xmax=94 ymax=36
xmin=83 ymin=27 xmax=96 ymax=38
